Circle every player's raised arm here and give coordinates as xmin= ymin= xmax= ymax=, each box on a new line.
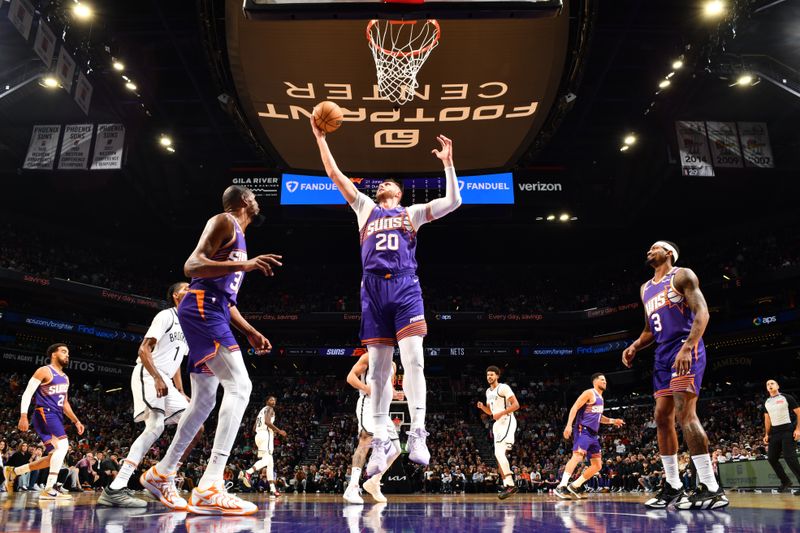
xmin=426 ymin=136 xmax=462 ymax=221
xmin=184 ymin=215 xmax=281 ymax=279
xmin=563 ymin=390 xmax=592 ymax=439
xmin=309 ymin=117 xmax=358 ymax=204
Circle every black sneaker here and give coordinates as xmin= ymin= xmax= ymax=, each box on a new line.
xmin=567 ymin=483 xmax=587 ymax=499
xmin=675 ymin=484 xmax=729 ymax=510
xmin=644 ymin=482 xmax=685 ymax=509
xmin=777 ymin=482 xmax=791 ymax=493
xmin=498 ymin=485 xmax=518 ymax=500
xmin=554 ymin=485 xmax=574 ymax=500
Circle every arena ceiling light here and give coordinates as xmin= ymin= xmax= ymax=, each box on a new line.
xmin=658 ymin=79 xmax=671 ymax=89
xmin=112 ymin=60 xmax=125 ymax=72
xmin=559 ymin=213 xmax=570 ymax=222
xmin=620 ymin=145 xmax=630 ymax=152
xmin=703 ymin=1 xmax=726 ymax=18
xmin=159 ymin=135 xmax=173 ymax=147
xmin=72 ymin=2 xmax=93 ymax=20
xmin=546 ymin=214 xmax=556 ymax=221
xmin=624 ymin=134 xmax=637 ymax=146
xmin=672 ymin=59 xmax=684 ymax=70
xmin=125 ymin=81 xmax=137 ymax=91
xmin=39 ymin=75 xmax=60 ymax=89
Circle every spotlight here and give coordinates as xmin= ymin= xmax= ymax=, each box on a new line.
xmin=658 ymin=79 xmax=671 ymax=89
xmin=159 ymin=135 xmax=173 ymax=147
xmin=624 ymin=134 xmax=637 ymax=146
xmin=40 ymin=76 xmax=59 ymax=89
xmin=546 ymin=214 xmax=555 ymax=221
xmin=166 ymin=146 xmax=176 ymax=153
xmin=672 ymin=60 xmax=684 ymax=70
xmin=535 ymin=216 xmax=543 ymax=221
xmin=666 ymin=72 xmax=675 ymax=79
xmin=570 ymin=217 xmax=578 ymax=221
xmin=736 ymin=74 xmax=753 ymax=86
xmin=620 ymin=145 xmax=630 ymax=152
xmin=559 ymin=213 xmax=569 ymax=222
xmin=125 ymin=81 xmax=137 ymax=91
xmin=73 ymin=2 xmax=93 ymax=20
xmin=112 ymin=60 xmax=125 ymax=72
xmin=703 ymin=0 xmax=725 ymax=17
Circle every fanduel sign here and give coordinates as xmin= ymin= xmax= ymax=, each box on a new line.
xmin=280 ymin=174 xmax=346 ymax=205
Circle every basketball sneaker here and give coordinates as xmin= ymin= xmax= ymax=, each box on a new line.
xmin=98 ymin=486 xmax=148 ymax=507
xmin=566 ymin=483 xmax=587 ymax=500
xmin=4 ymin=466 xmax=16 ymax=493
xmin=644 ymin=482 xmax=685 ymax=509
xmin=241 ymin=471 xmax=253 ymax=489
xmin=268 ymin=488 xmax=280 ymax=499
xmin=498 ymin=485 xmax=519 ymax=500
xmin=140 ymin=466 xmax=188 ymax=510
xmin=366 ymin=438 xmax=393 ymax=477
xmin=674 ymin=484 xmax=729 ymax=510
xmin=406 ymin=428 xmax=431 ymax=466
xmin=362 ymin=475 xmax=387 ymax=503
xmin=39 ymin=487 xmax=72 ymax=501
xmin=187 ymin=480 xmax=258 ymax=515
xmin=554 ymin=485 xmax=574 ymax=500
xmin=343 ymin=484 xmax=364 ymax=504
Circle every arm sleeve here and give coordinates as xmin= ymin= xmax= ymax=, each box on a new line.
xmin=408 ymin=166 xmax=462 ymax=230
xmin=144 ymin=310 xmax=171 ymax=341
xmin=21 ymin=377 xmax=42 ymax=414
xmin=349 ymin=192 xmax=376 ymax=230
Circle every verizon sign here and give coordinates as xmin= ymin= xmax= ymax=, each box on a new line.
xmin=517 ymin=181 xmax=562 ymax=192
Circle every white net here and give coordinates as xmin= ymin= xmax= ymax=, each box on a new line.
xmin=366 ymin=19 xmax=441 ymax=105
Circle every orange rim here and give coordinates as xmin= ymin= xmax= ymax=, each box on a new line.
xmin=366 ymin=19 xmax=440 ymax=58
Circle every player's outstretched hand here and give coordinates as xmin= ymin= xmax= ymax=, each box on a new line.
xmin=244 ymin=254 xmax=283 ymax=276
xmin=563 ymin=427 xmax=572 ymax=440
xmin=621 ymin=345 xmax=637 ymax=368
xmin=309 ymin=116 xmax=325 ymax=139
xmin=17 ymin=415 xmax=29 ymax=432
xmin=431 ymin=135 xmax=453 ymax=165
xmin=247 ymin=330 xmax=272 ymax=355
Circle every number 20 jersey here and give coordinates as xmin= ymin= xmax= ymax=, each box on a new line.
xmin=641 ymin=267 xmax=699 ymax=357
xmin=360 ymin=204 xmax=418 ymax=274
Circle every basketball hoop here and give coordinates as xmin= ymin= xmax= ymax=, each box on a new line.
xmin=366 ymin=19 xmax=441 ymax=105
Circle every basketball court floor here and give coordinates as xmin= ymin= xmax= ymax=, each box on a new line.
xmin=2 ymin=492 xmax=798 ymax=532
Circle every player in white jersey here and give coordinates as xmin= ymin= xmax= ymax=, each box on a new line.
xmin=99 ymin=282 xmax=204 ymax=508
xmin=476 ymin=366 xmax=520 ymax=500
xmin=343 ymin=353 xmax=403 ymax=504
xmin=242 ymin=396 xmax=286 ymax=498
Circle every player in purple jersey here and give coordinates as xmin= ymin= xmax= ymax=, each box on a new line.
xmin=310 ymin=117 xmax=462 ymax=480
xmin=6 ymin=344 xmax=84 ymax=500
xmin=141 ymin=185 xmax=281 ymax=516
xmin=622 ymin=241 xmax=728 ymax=510
xmin=555 ymin=373 xmax=624 ymax=500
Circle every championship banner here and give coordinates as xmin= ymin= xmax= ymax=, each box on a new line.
xmin=737 ymin=122 xmax=774 ymax=168
xmin=23 ymin=124 xmax=61 ymax=170
xmin=705 ymin=121 xmax=743 ymax=168
xmin=675 ymin=121 xmax=714 ymax=176
xmin=74 ymin=71 xmax=93 ymax=115
xmin=8 ymin=0 xmax=34 ymax=40
xmin=33 ymin=20 xmax=58 ymax=68
xmin=58 ymin=124 xmax=94 ymax=170
xmin=91 ymin=124 xmax=126 ymax=169
xmin=56 ymin=46 xmax=77 ymax=93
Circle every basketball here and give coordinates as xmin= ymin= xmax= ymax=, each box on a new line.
xmin=313 ymin=101 xmax=344 ymax=133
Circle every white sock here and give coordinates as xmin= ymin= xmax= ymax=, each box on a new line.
xmin=661 ymin=454 xmax=682 ymax=489
xmin=199 ymin=450 xmax=229 ymax=490
xmin=572 ymin=475 xmax=589 ymax=488
xmin=44 ymin=440 xmax=69 ymax=491
xmin=559 ymin=472 xmax=571 ymax=488
xmin=369 ymin=345 xmax=394 ymax=441
xmin=398 ymin=335 xmax=426 ymax=431
xmin=158 ymin=373 xmax=220 ymax=473
xmin=691 ymin=454 xmax=719 ymax=492
xmin=349 ymin=467 xmax=362 ymax=488
xmin=110 ymin=460 xmax=137 ymax=490
xmin=269 ymin=483 xmax=276 ymax=492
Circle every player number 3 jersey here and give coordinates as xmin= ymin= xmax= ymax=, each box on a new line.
xmin=642 ymin=267 xmax=695 ymax=350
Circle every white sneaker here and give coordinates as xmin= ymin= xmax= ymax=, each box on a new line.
xmin=343 ymin=485 xmax=364 ymax=505
xmin=407 ymin=428 xmax=431 ymax=466
xmin=362 ymin=476 xmax=387 ymax=503
xmin=140 ymin=466 xmax=188 ymax=510
xmin=188 ymin=480 xmax=258 ymax=515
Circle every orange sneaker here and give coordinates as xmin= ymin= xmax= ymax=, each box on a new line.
xmin=187 ymin=480 xmax=258 ymax=516
xmin=140 ymin=466 xmax=188 ymax=510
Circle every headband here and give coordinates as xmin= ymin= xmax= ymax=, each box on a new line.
xmin=653 ymin=241 xmax=678 ymax=263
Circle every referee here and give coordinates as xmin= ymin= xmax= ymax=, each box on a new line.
xmin=762 ymin=379 xmax=800 ymax=492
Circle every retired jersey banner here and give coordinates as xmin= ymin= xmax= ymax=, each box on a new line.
xmin=33 ymin=20 xmax=58 ymax=68
xmin=738 ymin=122 xmax=774 ymax=168
xmin=8 ymin=0 xmax=34 ymax=40
xmin=74 ymin=71 xmax=93 ymax=115
xmin=56 ymin=47 xmax=77 ymax=93
xmin=23 ymin=125 xmax=61 ymax=170
xmin=675 ymin=121 xmax=714 ymax=177
xmin=705 ymin=121 xmax=743 ymax=168
xmin=91 ymin=124 xmax=125 ymax=169
xmin=58 ymin=124 xmax=94 ymax=170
